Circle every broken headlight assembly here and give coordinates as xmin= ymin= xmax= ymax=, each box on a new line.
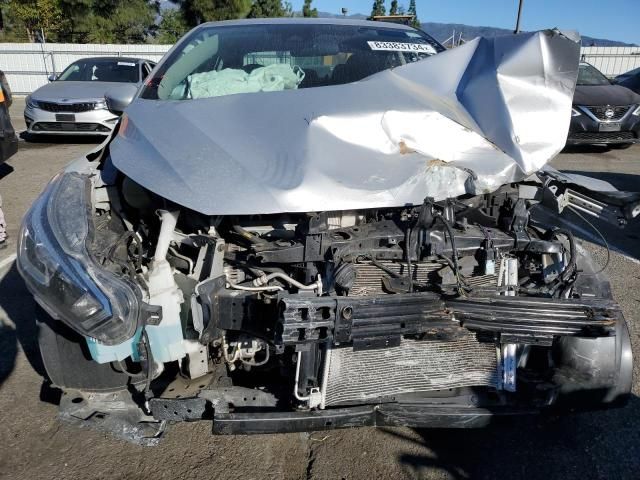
xmin=17 ymin=172 xmax=140 ymax=345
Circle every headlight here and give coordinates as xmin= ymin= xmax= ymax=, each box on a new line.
xmin=633 ymin=105 xmax=640 ymax=116
xmin=571 ymin=107 xmax=582 ymax=117
xmin=26 ymin=96 xmax=39 ymax=109
xmin=94 ymin=100 xmax=108 ymax=110
xmin=17 ymin=173 xmax=140 ymax=345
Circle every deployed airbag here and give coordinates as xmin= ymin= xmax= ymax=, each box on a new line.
xmin=188 ymin=64 xmax=305 ymax=99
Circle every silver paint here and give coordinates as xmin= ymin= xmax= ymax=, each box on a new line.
xmin=110 ymin=28 xmax=580 ymax=215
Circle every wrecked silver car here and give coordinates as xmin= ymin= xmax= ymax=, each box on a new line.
xmin=17 ymin=19 xmax=638 ymax=443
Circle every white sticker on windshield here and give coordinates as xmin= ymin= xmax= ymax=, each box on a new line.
xmin=117 ymin=62 xmax=136 ymax=66
xmin=367 ymin=41 xmax=436 ymax=54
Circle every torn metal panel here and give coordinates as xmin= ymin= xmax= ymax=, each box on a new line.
xmin=110 ymin=29 xmax=580 ymax=215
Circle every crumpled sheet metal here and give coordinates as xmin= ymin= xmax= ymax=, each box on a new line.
xmin=111 ymin=29 xmax=580 ymax=215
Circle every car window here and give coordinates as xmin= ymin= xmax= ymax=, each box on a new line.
xmin=57 ymin=59 xmax=140 ymax=83
xmin=140 ymin=23 xmax=444 ymax=101
xmin=141 ymin=63 xmax=152 ymax=80
xmin=577 ymin=64 xmax=610 ymax=86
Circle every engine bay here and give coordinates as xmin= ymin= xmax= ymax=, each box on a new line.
xmin=70 ymin=167 xmax=631 ymax=429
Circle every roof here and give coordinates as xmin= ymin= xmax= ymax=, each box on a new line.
xmin=199 ymin=17 xmax=417 ymax=31
xmin=71 ymin=56 xmax=146 ymax=63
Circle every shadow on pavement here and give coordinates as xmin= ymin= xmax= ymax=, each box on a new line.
xmin=20 ymin=131 xmax=104 ymax=145
xmin=0 ymin=264 xmax=45 ymax=388
xmin=382 ymin=395 xmax=640 ymax=479
xmin=0 ymin=162 xmax=14 ymax=180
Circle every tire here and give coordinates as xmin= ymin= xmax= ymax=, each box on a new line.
xmin=36 ymin=306 xmax=137 ymax=392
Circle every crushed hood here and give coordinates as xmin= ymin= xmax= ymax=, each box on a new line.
xmin=110 ymin=29 xmax=580 ymax=215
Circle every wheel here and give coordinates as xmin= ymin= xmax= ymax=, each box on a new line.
xmin=36 ymin=306 xmax=139 ymax=392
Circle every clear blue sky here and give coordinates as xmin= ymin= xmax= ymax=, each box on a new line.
xmin=290 ymin=0 xmax=638 ymax=44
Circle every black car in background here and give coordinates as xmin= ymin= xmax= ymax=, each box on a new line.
xmin=568 ymin=62 xmax=640 ymax=148
xmin=615 ymin=66 xmax=640 ymax=94
xmin=0 ymin=70 xmax=18 ymax=163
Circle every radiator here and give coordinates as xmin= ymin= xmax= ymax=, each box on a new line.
xmin=350 ymin=260 xmax=496 ymax=295
xmin=321 ymin=331 xmax=500 ymax=407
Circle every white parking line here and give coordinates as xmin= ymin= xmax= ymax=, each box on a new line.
xmin=0 ymin=253 xmax=17 ymax=271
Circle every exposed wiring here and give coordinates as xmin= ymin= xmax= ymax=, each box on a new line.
xmin=435 ymin=214 xmax=472 ymax=295
xmin=567 ymin=206 xmax=611 ymax=276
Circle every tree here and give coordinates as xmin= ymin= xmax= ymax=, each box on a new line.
xmin=247 ymin=0 xmax=286 ymax=18
xmin=302 ymin=0 xmax=317 ymax=17
xmin=389 ymin=0 xmax=398 ymax=15
xmin=408 ymin=0 xmax=420 ymax=28
xmin=157 ymin=9 xmax=188 ymax=44
xmin=177 ymin=0 xmax=251 ymax=27
xmin=370 ymin=0 xmax=385 ymax=17
xmin=8 ymin=0 xmax=62 ymax=42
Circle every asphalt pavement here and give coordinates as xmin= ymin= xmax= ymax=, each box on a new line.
xmin=1 ymin=98 xmax=639 ymax=480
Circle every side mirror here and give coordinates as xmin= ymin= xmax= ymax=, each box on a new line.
xmin=48 ymin=73 xmax=57 ymax=82
xmin=105 ymin=84 xmax=138 ymax=116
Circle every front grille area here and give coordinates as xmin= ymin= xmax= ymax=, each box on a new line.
xmin=37 ymin=101 xmax=96 ymax=113
xmin=350 ymin=260 xmax=444 ymax=296
xmin=584 ymin=105 xmax=631 ymax=121
xmin=32 ymin=122 xmax=110 ymax=133
xmin=350 ymin=260 xmax=496 ymax=295
xmin=569 ymin=131 xmax=636 ymax=143
xmin=322 ymin=332 xmax=499 ymax=407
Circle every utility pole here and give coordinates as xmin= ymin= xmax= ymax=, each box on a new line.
xmin=514 ymin=0 xmax=524 ymax=33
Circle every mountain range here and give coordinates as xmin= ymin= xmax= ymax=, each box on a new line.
xmin=156 ymin=2 xmax=636 ymax=46
xmin=317 ymin=12 xmax=637 ymax=46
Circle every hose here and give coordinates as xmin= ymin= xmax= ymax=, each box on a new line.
xmin=226 ymin=281 xmax=284 ymax=292
xmin=252 ymin=272 xmax=322 ymax=293
xmin=547 ymin=227 xmax=577 ymax=282
xmin=232 ymin=225 xmax=268 ymax=245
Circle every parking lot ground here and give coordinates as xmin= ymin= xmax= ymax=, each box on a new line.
xmin=1 ymin=98 xmax=639 ymax=479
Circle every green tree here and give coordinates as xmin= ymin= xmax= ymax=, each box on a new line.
xmin=389 ymin=0 xmax=398 ymax=15
xmin=302 ymin=0 xmax=317 ymax=17
xmin=370 ymin=0 xmax=385 ymax=17
xmin=408 ymin=0 xmax=420 ymax=28
xmin=88 ymin=0 xmax=155 ymax=43
xmin=157 ymin=9 xmax=188 ymax=44
xmin=8 ymin=0 xmax=62 ymax=42
xmin=247 ymin=0 xmax=286 ymax=18
xmin=177 ymin=0 xmax=251 ymax=27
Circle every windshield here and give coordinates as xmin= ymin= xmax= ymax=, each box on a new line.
xmin=140 ymin=23 xmax=444 ymax=100
xmin=57 ymin=59 xmax=140 ymax=83
xmin=577 ymin=64 xmax=610 ymax=86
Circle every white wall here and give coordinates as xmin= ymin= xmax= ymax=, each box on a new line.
xmin=1 ymin=42 xmax=639 ymax=94
xmin=0 ymin=43 xmax=172 ymax=94
xmin=581 ymin=46 xmax=640 ymax=77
